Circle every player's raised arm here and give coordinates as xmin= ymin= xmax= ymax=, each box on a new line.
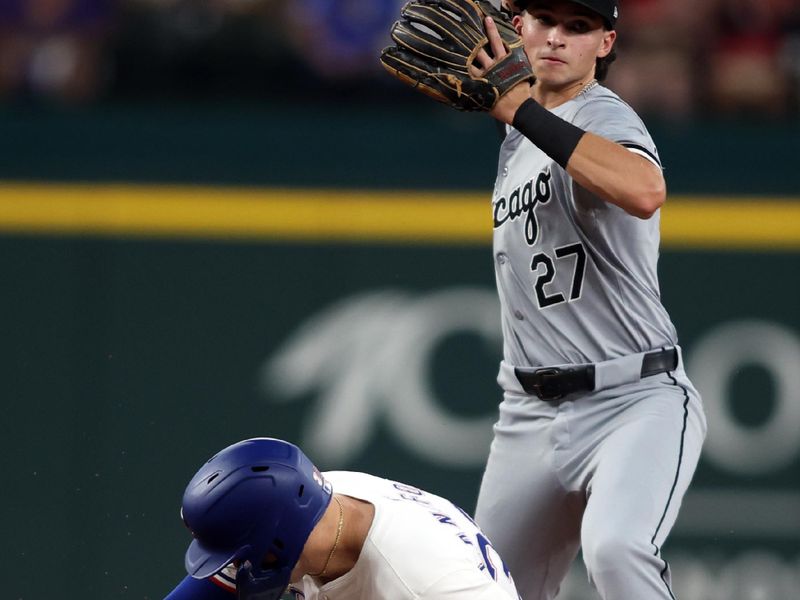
xmin=562 ymin=131 xmax=666 ymax=218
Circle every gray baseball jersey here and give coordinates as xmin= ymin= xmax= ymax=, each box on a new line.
xmin=475 ymin=84 xmax=707 ymax=600
xmin=492 ymin=84 xmax=675 ymax=367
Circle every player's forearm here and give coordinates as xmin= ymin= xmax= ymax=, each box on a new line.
xmin=566 ymin=132 xmax=666 ymax=218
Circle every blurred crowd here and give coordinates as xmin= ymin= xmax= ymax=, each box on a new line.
xmin=1 ymin=0 xmax=799 ymax=118
xmin=607 ymin=0 xmax=800 ymax=118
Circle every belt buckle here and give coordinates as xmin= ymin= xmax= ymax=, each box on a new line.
xmin=532 ymin=367 xmax=564 ymax=401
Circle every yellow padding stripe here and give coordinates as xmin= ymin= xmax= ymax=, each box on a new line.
xmin=660 ymin=198 xmax=800 ymax=250
xmin=0 ymin=183 xmax=798 ymax=249
xmin=0 ymin=184 xmax=484 ymax=243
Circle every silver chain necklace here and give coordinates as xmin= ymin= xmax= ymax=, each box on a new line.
xmin=579 ymin=79 xmax=598 ymax=95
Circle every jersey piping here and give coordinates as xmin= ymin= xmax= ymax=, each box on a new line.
xmin=649 ymin=370 xmax=690 ymax=600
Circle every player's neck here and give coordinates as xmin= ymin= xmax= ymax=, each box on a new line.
xmin=307 ymin=495 xmax=375 ymax=584
xmin=532 ymin=75 xmax=598 ymax=109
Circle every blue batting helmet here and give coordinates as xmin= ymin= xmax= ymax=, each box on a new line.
xmin=180 ymin=438 xmax=332 ymax=600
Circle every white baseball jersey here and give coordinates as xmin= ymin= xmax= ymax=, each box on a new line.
xmin=288 ymin=471 xmax=520 ymax=600
xmin=493 ymin=84 xmax=676 ymax=368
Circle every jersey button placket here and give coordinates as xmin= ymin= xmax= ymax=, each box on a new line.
xmin=496 ymin=252 xmax=524 ymax=320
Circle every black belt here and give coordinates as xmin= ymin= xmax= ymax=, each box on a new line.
xmin=514 ymin=347 xmax=678 ymax=401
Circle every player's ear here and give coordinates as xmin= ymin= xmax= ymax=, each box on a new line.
xmin=597 ymin=29 xmax=616 ymax=58
xmin=513 ymin=14 xmax=523 ymax=35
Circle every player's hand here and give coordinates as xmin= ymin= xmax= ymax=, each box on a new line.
xmin=382 ymin=1 xmax=533 ymax=113
xmin=471 ymin=16 xmax=534 ymax=124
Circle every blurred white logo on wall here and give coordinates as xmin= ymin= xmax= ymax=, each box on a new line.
xmin=261 ymin=289 xmax=800 ymax=479
xmin=259 ymin=288 xmax=502 ymax=466
xmin=688 ymin=319 xmax=800 ymax=475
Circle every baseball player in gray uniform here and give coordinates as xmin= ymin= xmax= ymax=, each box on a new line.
xmin=164 ymin=438 xmax=520 ymax=600
xmin=469 ymin=1 xmax=708 ymax=599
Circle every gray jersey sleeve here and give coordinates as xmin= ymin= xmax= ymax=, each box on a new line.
xmin=572 ymin=93 xmax=662 ymax=167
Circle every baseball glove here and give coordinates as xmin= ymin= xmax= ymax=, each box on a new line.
xmin=380 ymin=0 xmax=534 ymax=111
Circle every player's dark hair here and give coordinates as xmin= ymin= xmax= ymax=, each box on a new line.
xmin=595 ymin=46 xmax=616 ymax=81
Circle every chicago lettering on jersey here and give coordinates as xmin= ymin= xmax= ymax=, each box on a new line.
xmin=492 ymin=168 xmax=552 ymax=245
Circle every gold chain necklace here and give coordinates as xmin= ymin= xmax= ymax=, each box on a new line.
xmin=309 ymin=495 xmax=344 ymax=578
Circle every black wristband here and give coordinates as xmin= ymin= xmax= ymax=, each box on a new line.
xmin=512 ymin=98 xmax=586 ymax=169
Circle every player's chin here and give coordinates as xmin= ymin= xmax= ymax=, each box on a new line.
xmin=532 ymin=71 xmax=567 ymax=88
xmin=532 ymin=62 xmax=567 ymax=80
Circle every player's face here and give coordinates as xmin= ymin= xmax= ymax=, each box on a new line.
xmin=515 ymin=1 xmax=615 ymax=89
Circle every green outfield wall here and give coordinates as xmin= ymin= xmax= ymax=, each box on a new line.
xmin=2 ymin=104 xmax=800 ymax=193
xmin=1 ymin=106 xmax=799 ymax=599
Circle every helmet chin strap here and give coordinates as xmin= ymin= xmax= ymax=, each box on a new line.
xmin=235 ymin=561 xmax=294 ymax=600
xmin=308 ymin=496 xmax=345 ymax=579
